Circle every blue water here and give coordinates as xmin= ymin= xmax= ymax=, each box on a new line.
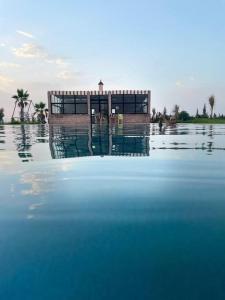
xmin=0 ymin=124 xmax=225 ymax=299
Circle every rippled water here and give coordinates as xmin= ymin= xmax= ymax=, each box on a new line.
xmin=0 ymin=124 xmax=225 ymax=300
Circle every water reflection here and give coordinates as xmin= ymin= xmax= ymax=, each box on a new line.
xmin=49 ymin=124 xmax=150 ymax=159
xmin=0 ymin=124 xmax=225 ymax=164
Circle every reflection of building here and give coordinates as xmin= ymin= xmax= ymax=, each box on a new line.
xmin=48 ymin=81 xmax=151 ymax=125
xmin=49 ymin=125 xmax=150 ymax=159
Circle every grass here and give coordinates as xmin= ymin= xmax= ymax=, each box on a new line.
xmin=181 ymin=118 xmax=225 ymax=124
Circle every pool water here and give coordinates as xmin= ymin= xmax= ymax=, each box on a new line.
xmin=0 ymin=124 xmax=225 ymax=300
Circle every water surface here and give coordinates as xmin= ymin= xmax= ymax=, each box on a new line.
xmin=0 ymin=124 xmax=225 ymax=300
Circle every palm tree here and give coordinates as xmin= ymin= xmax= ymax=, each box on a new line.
xmin=34 ymin=102 xmax=46 ymax=123
xmin=12 ymin=89 xmax=29 ymax=122
xmin=209 ymin=95 xmax=215 ymax=118
xmin=173 ymin=104 xmax=180 ymax=120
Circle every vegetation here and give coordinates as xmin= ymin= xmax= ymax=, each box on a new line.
xmin=12 ymin=89 xmax=29 ymax=122
xmin=34 ymin=102 xmax=48 ymax=123
xmin=0 ymin=108 xmax=4 ymax=124
xmin=209 ymin=95 xmax=215 ymax=118
xmin=151 ymin=96 xmax=225 ymax=124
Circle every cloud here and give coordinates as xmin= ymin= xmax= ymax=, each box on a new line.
xmin=12 ymin=43 xmax=47 ymax=58
xmin=57 ymin=70 xmax=76 ymax=80
xmin=0 ymin=62 xmax=21 ymax=68
xmin=11 ymin=43 xmax=69 ymax=68
xmin=0 ymin=74 xmax=14 ymax=91
xmin=0 ymin=43 xmax=6 ymax=47
xmin=16 ymin=30 xmax=35 ymax=39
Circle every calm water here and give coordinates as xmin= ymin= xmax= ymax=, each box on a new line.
xmin=0 ymin=124 xmax=225 ymax=299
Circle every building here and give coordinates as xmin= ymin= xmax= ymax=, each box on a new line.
xmin=48 ymin=81 xmax=151 ymax=124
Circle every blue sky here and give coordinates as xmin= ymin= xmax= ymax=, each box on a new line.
xmin=1 ymin=0 xmax=225 ymax=118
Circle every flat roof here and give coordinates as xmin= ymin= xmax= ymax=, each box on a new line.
xmin=48 ymin=90 xmax=151 ymax=96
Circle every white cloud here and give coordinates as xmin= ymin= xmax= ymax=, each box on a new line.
xmin=12 ymin=43 xmax=47 ymax=58
xmin=16 ymin=30 xmax=35 ymax=39
xmin=57 ymin=70 xmax=76 ymax=80
xmin=0 ymin=43 xmax=6 ymax=47
xmin=11 ymin=43 xmax=69 ymax=68
xmin=0 ymin=62 xmax=21 ymax=68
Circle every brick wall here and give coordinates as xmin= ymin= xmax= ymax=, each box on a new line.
xmin=48 ymin=114 xmax=90 ymax=125
xmin=123 ymin=114 xmax=150 ymax=123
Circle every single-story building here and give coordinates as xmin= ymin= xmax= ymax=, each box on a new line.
xmin=48 ymin=81 xmax=151 ymax=124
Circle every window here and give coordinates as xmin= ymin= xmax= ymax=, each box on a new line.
xmin=64 ymin=103 xmax=75 ymax=114
xmin=135 ymin=95 xmax=148 ymax=113
xmin=111 ymin=93 xmax=148 ymax=114
xmin=76 ymin=104 xmax=88 ymax=114
xmin=111 ymin=103 xmax=123 ymax=114
xmin=124 ymin=94 xmax=135 ymax=103
xmin=52 ymin=103 xmax=63 ymax=114
xmin=51 ymin=94 xmax=88 ymax=114
xmin=111 ymin=95 xmax=123 ymax=114
xmin=124 ymin=103 xmax=135 ymax=113
xmin=64 ymin=95 xmax=75 ymax=103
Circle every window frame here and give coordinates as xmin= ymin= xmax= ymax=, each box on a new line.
xmin=51 ymin=94 xmax=88 ymax=115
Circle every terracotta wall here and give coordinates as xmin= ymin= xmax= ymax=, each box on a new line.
xmin=48 ymin=114 xmax=90 ymax=125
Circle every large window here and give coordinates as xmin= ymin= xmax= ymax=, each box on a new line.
xmin=91 ymin=95 xmax=108 ymax=115
xmin=51 ymin=95 xmax=88 ymax=114
xmin=111 ymin=94 xmax=148 ymax=114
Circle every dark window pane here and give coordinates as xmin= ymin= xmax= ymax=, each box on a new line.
xmin=112 ymin=103 xmax=123 ymax=114
xmin=136 ymin=103 xmax=148 ymax=113
xmin=64 ymin=95 xmax=75 ymax=103
xmin=91 ymin=103 xmax=99 ymax=114
xmin=112 ymin=95 xmax=123 ymax=103
xmin=64 ymin=104 xmax=75 ymax=114
xmin=99 ymin=95 xmax=108 ymax=102
xmin=124 ymin=95 xmax=135 ymax=103
xmin=91 ymin=96 xmax=99 ymax=102
xmin=75 ymin=95 xmax=87 ymax=103
xmin=52 ymin=103 xmax=63 ymax=114
xmin=136 ymin=94 xmax=148 ymax=103
xmin=76 ymin=104 xmax=88 ymax=114
xmin=124 ymin=103 xmax=135 ymax=113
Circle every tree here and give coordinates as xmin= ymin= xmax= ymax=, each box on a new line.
xmin=209 ymin=95 xmax=215 ymax=118
xmin=196 ymin=108 xmax=199 ymax=118
xmin=152 ymin=108 xmax=156 ymax=122
xmin=34 ymin=102 xmax=46 ymax=123
xmin=12 ymin=89 xmax=29 ymax=122
xmin=0 ymin=108 xmax=4 ymax=124
xmin=163 ymin=107 xmax=167 ymax=117
xmin=202 ymin=104 xmax=208 ymax=118
xmin=173 ymin=104 xmax=180 ymax=120
xmin=179 ymin=111 xmax=190 ymax=121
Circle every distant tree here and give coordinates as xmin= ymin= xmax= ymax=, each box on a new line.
xmin=173 ymin=104 xmax=180 ymax=120
xmin=202 ymin=104 xmax=208 ymax=118
xmin=179 ymin=110 xmax=190 ymax=121
xmin=208 ymin=95 xmax=215 ymax=118
xmin=152 ymin=108 xmax=156 ymax=121
xmin=0 ymin=108 xmax=4 ymax=124
xmin=12 ymin=89 xmax=29 ymax=122
xmin=196 ymin=108 xmax=199 ymax=118
xmin=34 ymin=102 xmax=46 ymax=123
xmin=163 ymin=106 xmax=167 ymax=117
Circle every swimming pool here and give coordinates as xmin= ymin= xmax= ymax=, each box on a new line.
xmin=0 ymin=124 xmax=225 ymax=299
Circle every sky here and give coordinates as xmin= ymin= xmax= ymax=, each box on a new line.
xmin=0 ymin=0 xmax=225 ymax=119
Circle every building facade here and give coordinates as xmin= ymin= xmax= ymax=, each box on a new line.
xmin=48 ymin=82 xmax=151 ymax=124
